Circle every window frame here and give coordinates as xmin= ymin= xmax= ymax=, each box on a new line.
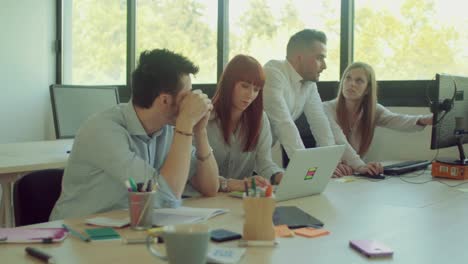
xmin=56 ymin=0 xmax=436 ymax=107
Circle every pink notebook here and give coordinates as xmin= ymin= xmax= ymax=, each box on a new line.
xmin=0 ymin=228 xmax=68 ymax=243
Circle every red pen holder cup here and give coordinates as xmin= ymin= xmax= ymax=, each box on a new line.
xmin=128 ymin=191 xmax=155 ymax=230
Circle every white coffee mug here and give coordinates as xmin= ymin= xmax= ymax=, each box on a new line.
xmin=146 ymin=223 xmax=210 ymax=264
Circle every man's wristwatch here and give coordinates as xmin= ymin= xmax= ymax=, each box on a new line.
xmin=218 ymin=176 xmax=229 ymax=192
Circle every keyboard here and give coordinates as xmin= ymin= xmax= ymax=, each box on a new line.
xmin=383 ymin=160 xmax=431 ymax=175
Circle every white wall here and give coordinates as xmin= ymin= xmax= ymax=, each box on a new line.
xmin=0 ymin=1 xmax=56 ymax=143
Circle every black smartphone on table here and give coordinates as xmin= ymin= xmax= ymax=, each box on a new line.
xmin=210 ymin=229 xmax=242 ymax=242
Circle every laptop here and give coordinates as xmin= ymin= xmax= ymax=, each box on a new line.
xmin=274 ymin=145 xmax=345 ymax=202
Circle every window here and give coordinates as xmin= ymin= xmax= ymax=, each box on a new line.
xmin=136 ymin=0 xmax=218 ymax=84
xmin=62 ymin=0 xmax=127 ymax=85
xmin=355 ymin=0 xmax=468 ymax=80
xmin=228 ymin=0 xmax=341 ymax=81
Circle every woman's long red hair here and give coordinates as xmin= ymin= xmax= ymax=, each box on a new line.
xmin=211 ymin=55 xmax=265 ymax=152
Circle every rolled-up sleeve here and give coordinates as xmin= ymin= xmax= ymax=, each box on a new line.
xmin=303 ymin=86 xmax=335 ymax=147
xmin=255 ymin=113 xmax=284 ymax=180
xmin=376 ymin=104 xmax=428 ymax=132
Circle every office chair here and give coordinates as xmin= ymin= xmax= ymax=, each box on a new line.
xmin=50 ymin=84 xmax=120 ymax=139
xmin=13 ymin=169 xmax=64 ymax=226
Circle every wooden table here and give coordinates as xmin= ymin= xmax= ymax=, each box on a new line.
xmin=1 ymin=170 xmax=468 ymax=263
xmin=0 ymin=139 xmax=73 ymax=227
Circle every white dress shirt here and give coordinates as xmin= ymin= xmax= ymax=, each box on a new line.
xmin=263 ymin=59 xmax=335 ymax=158
xmin=323 ymin=99 xmax=430 ymax=168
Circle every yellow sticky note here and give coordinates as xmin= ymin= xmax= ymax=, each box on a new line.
xmin=335 ymin=177 xmax=355 ymax=183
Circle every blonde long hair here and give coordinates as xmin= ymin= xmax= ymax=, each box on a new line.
xmin=336 ymin=62 xmax=378 ymax=155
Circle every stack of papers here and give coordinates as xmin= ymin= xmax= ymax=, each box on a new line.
xmin=153 ymin=206 xmax=229 ymax=226
xmin=85 ymin=217 xmax=130 ymax=228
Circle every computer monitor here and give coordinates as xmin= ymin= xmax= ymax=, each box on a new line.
xmin=430 ymin=73 xmax=468 ymax=165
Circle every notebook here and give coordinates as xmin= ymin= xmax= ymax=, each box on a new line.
xmin=84 ymin=227 xmax=121 ymax=241
xmin=275 ymin=145 xmax=345 ymax=202
xmin=152 ymin=206 xmax=229 ymax=226
xmin=0 ymin=228 xmax=67 ymax=243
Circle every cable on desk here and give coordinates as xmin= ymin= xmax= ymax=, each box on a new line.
xmin=398 ymin=175 xmax=468 ymax=188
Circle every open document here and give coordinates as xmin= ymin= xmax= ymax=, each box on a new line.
xmin=152 ymin=207 xmax=229 ymax=226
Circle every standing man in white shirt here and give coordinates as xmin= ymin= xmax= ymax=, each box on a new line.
xmin=263 ymin=29 xmax=335 ymax=182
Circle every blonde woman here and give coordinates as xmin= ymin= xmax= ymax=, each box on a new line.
xmin=324 ymin=62 xmax=432 ymax=177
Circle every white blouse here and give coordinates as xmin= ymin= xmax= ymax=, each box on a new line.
xmin=207 ymin=111 xmax=283 ymax=181
xmin=323 ymin=99 xmax=430 ymax=168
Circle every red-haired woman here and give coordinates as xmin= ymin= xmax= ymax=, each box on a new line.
xmin=208 ymin=55 xmax=284 ymax=192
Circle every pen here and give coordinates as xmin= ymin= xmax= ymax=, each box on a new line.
xmin=251 ymin=178 xmax=256 ymax=196
xmin=122 ymin=237 xmax=157 ymax=244
xmin=238 ymin=240 xmax=278 ymax=247
xmin=244 ymin=179 xmax=249 ymax=196
xmin=62 ymin=224 xmax=91 ymax=242
xmin=25 ymin=247 xmax=56 ymax=264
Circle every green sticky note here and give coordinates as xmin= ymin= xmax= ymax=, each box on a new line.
xmin=85 ymin=227 xmax=121 ymax=240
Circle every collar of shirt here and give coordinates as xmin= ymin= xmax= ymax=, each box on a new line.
xmin=122 ymin=102 xmax=164 ymax=138
xmin=284 ymin=60 xmax=313 ymax=91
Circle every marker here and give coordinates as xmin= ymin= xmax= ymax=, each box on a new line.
xmin=136 ymin=182 xmax=144 ymax=192
xmin=265 ymin=185 xmax=273 ymax=197
xmin=145 ymin=179 xmax=153 ymax=192
xmin=25 ymin=247 xmax=56 ymax=263
xmin=62 ymin=224 xmax=91 ymax=242
xmin=128 ymin=177 xmax=138 ymax=192
xmin=238 ymin=240 xmax=278 ymax=247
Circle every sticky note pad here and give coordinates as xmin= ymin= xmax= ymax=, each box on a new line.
xmin=85 ymin=227 xmax=121 ymax=240
xmin=294 ymin=227 xmax=330 ymax=238
xmin=274 ymin=225 xmax=294 ymax=237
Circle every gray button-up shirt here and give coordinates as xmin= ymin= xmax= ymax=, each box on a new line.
xmin=207 ymin=112 xmax=283 ymax=181
xmin=50 ymin=103 xmax=196 ymax=220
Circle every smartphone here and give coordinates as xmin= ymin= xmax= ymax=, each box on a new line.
xmin=210 ymin=229 xmax=242 ymax=242
xmin=349 ymin=240 xmax=393 ymax=258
